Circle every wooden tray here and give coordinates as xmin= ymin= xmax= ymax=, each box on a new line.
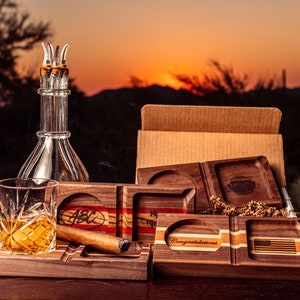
xmin=202 ymin=156 xmax=283 ymax=208
xmin=58 ymin=182 xmax=196 ymax=245
xmin=233 ymin=216 xmax=300 ymax=266
xmin=137 ymin=156 xmax=283 ymax=211
xmin=0 ymin=242 xmax=151 ymax=280
xmin=137 ymin=162 xmax=208 ymax=212
xmin=154 ymin=214 xmax=230 ymax=265
xmin=0 ymin=183 xmax=198 ymax=281
xmin=122 ymin=185 xmax=196 ymax=245
xmin=153 ymin=213 xmax=300 ymax=280
xmin=57 ymin=182 xmax=123 ymax=235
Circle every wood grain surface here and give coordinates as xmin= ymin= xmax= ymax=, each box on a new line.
xmin=0 ymin=276 xmax=299 ymax=300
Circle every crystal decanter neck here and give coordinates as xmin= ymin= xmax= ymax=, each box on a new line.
xmin=18 ymin=43 xmax=89 ymax=182
xmin=37 ymin=88 xmax=71 ymax=138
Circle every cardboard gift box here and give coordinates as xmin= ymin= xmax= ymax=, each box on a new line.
xmin=136 ymin=104 xmax=285 ymax=187
xmin=136 ymin=104 xmax=290 ymax=229
xmin=135 ymin=104 xmax=300 ymax=280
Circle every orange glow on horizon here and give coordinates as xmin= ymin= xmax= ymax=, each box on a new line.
xmin=18 ymin=1 xmax=300 ymax=96
xmin=150 ymin=72 xmax=184 ymax=90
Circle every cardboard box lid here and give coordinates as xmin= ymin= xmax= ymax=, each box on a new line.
xmin=141 ymin=105 xmax=282 ymax=133
xmin=136 ymin=105 xmax=285 ymax=187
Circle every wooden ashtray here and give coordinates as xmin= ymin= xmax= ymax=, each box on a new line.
xmin=57 ymin=182 xmax=196 ymax=245
xmin=153 ymin=213 xmax=300 ymax=280
xmin=202 ymin=156 xmax=282 ymax=208
xmin=137 ymin=156 xmax=283 ymax=211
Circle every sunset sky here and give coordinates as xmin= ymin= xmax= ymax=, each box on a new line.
xmin=19 ymin=0 xmax=300 ymax=96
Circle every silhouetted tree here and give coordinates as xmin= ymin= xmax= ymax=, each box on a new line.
xmin=171 ymin=73 xmax=212 ymax=96
xmin=172 ymin=60 xmax=248 ymax=96
xmin=173 ymin=59 xmax=280 ymax=97
xmin=0 ymin=0 xmax=52 ymax=105
xmin=208 ymin=60 xmax=248 ymax=94
xmin=128 ymin=75 xmax=149 ymax=88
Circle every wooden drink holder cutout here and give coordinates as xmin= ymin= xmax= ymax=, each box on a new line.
xmin=153 ymin=213 xmax=300 ymax=280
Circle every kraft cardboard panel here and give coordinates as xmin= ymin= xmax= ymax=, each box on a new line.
xmin=141 ymin=105 xmax=282 ymax=134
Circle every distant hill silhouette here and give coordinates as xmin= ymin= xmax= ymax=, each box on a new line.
xmin=87 ymin=84 xmax=206 ymax=106
xmin=286 ymin=87 xmax=300 ymax=96
xmin=73 ymin=85 xmax=207 ymax=183
xmin=68 ymin=85 xmax=299 ymax=185
xmin=1 ymin=84 xmax=300 ymax=193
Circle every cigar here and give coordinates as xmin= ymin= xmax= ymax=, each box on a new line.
xmin=56 ymin=224 xmax=131 ymax=254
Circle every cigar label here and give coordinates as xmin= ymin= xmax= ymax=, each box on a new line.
xmin=56 ymin=224 xmax=131 ymax=255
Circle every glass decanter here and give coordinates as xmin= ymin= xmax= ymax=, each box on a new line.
xmin=18 ymin=43 xmax=89 ymax=182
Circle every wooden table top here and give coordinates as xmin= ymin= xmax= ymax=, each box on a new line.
xmin=1 ymin=275 xmax=299 ymax=300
